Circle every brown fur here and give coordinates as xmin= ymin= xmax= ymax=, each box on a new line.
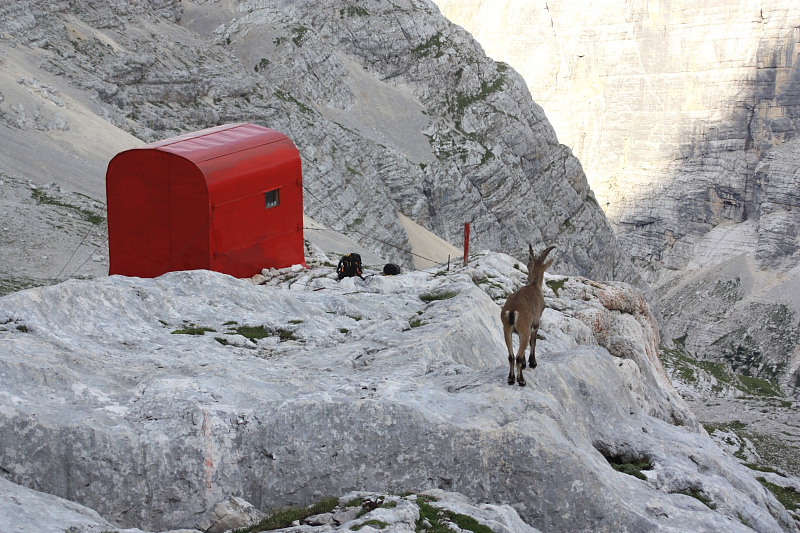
xmin=500 ymin=245 xmax=554 ymax=386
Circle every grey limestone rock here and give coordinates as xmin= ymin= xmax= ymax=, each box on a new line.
xmin=196 ymin=496 xmax=266 ymax=533
xmin=0 ymin=257 xmax=796 ymax=532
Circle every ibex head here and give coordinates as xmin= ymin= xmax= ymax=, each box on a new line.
xmin=526 ymin=244 xmax=555 ymax=285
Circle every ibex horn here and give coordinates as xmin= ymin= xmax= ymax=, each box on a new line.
xmin=538 ymin=246 xmax=555 ymax=261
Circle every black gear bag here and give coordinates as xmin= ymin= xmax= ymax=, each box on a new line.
xmin=337 ymin=253 xmax=364 ymax=280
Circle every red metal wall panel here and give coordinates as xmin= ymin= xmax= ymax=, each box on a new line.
xmin=165 ymin=155 xmax=211 ymax=273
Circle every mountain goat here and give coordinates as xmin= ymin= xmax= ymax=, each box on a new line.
xmin=500 ymin=245 xmax=554 ymax=386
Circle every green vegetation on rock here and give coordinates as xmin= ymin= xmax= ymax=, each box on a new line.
xmin=235 ymin=497 xmax=339 ymax=532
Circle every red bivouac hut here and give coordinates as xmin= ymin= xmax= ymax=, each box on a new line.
xmin=106 ymin=123 xmax=305 ymax=278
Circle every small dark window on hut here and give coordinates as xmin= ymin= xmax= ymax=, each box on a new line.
xmin=265 ymin=188 xmax=280 ymax=209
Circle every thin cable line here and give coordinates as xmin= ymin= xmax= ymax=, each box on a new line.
xmin=65 ymin=235 xmax=108 ymax=280
xmin=302 ymin=184 xmax=451 ymax=269
xmin=302 ymin=226 xmax=441 ymax=266
xmin=52 ymin=222 xmax=99 ymax=284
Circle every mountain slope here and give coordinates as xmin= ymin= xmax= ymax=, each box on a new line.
xmin=0 ymin=0 xmax=642 ymax=292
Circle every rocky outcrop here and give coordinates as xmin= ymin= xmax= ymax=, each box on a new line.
xmin=752 ymin=138 xmax=800 ymax=269
xmin=0 ymin=475 xmax=120 ymax=533
xmin=0 ymin=0 xmax=642 ymax=288
xmin=0 ymin=252 xmax=795 ymax=532
xmin=1 ymin=477 xmax=541 ymax=533
xmin=659 ymin=254 xmax=800 ymax=393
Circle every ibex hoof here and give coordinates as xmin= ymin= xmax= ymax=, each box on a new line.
xmin=507 ymin=377 xmax=515 ymax=385
xmin=518 ymin=380 xmax=526 ymax=387
xmin=529 ymin=359 xmax=537 ymax=369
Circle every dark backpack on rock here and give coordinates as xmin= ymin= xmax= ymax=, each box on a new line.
xmin=383 ymin=263 xmax=401 ymax=275
xmin=337 ymin=253 xmax=364 ymax=280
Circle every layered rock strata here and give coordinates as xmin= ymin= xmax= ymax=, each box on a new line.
xmin=0 ymin=0 xmax=641 ymax=288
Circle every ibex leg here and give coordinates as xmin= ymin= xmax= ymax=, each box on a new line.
xmin=528 ymin=323 xmax=539 ymax=369
xmin=504 ymin=325 xmax=516 ymax=385
xmin=516 ymin=329 xmax=529 ymax=387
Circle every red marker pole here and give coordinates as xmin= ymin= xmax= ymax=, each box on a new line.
xmin=463 ymin=223 xmax=471 ymax=266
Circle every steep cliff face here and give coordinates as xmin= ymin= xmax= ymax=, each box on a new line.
xmin=433 ymin=0 xmax=800 ymax=275
xmin=0 ymin=0 xmax=641 ymax=288
xmin=433 ymin=0 xmax=800 ymax=389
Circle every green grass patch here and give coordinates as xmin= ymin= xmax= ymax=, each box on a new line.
xmin=695 ymin=359 xmax=735 ymax=384
xmin=411 ymin=32 xmax=444 ymax=58
xmin=254 ymin=57 xmax=270 ymax=72
xmin=420 ymin=291 xmax=458 ymax=303
xmin=0 ymin=276 xmax=43 ymax=296
xmin=410 ymin=318 xmax=424 ymax=328
xmin=343 ymin=497 xmax=363 ymax=508
xmin=227 ymin=325 xmax=297 ymax=342
xmin=339 ymin=6 xmax=369 ymax=17
xmin=703 ymin=420 xmax=747 ymax=434
xmin=660 ymin=343 xmax=785 ymax=398
xmin=416 ymin=499 xmax=494 ymax=533
xmin=232 ymin=325 xmax=271 ymax=340
xmin=443 ymin=511 xmax=494 ymax=533
xmin=291 ymin=25 xmax=309 ymax=46
xmin=605 ymin=456 xmax=653 ymax=481
xmin=744 ymin=463 xmax=784 ymax=475
xmin=659 ymin=345 xmax=700 ymax=385
xmin=758 ymin=478 xmax=800 ymax=510
xmin=737 ymin=429 xmax=800 ymax=476
xmin=275 ymin=328 xmax=298 ymax=341
xmin=677 ymin=489 xmax=715 ymax=509
xmin=235 ymin=497 xmax=339 ymax=532
xmin=705 ymin=421 xmax=800 ymax=476
xmin=31 ymin=189 xmax=104 ymax=225
xmin=546 ymin=278 xmax=566 ymax=297
xmin=274 ymin=89 xmax=314 ymax=115
xmin=738 ymin=375 xmax=784 ymax=397
xmin=450 ymin=77 xmax=505 ymax=115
